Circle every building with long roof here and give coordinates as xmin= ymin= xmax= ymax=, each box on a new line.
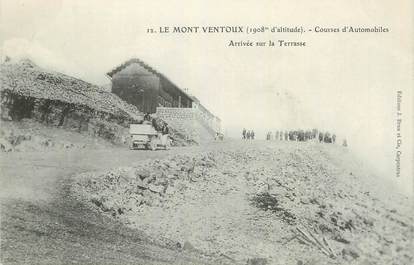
xmin=107 ymin=58 xmax=193 ymax=114
xmin=107 ymin=58 xmax=221 ymax=142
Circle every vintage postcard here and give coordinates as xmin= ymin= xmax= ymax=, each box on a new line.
xmin=0 ymin=1 xmax=413 ymax=264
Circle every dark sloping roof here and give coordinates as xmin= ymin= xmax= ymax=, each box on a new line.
xmin=1 ymin=59 xmax=143 ymax=121
xmin=107 ymin=58 xmax=153 ymax=78
xmin=106 ymin=58 xmax=193 ymax=101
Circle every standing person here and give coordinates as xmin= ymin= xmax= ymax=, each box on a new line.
xmin=312 ymin=129 xmax=318 ymax=140
xmin=143 ymin=113 xmax=152 ymax=124
xmin=152 ymin=116 xmax=162 ymax=131
xmin=251 ymin=130 xmax=255 ymax=140
xmin=269 ymin=131 xmax=273 ymax=141
xmin=324 ymin=132 xmax=332 ymax=143
xmin=161 ymin=122 xmax=170 ymax=147
xmin=284 ymin=131 xmax=288 ymax=141
xmin=305 ymin=130 xmax=311 ymax=141
xmin=242 ymin=128 xmax=247 ymax=140
xmin=246 ymin=130 xmax=251 ymax=140
xmin=332 ymin=134 xmax=336 ymax=144
xmin=318 ymin=132 xmax=323 ymax=143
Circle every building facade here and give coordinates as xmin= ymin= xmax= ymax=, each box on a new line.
xmin=107 ymin=58 xmax=193 ymax=113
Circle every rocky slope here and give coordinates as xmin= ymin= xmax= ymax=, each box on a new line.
xmin=0 ymin=59 xmax=143 ymax=147
xmin=0 ymin=59 xmax=193 ymax=151
xmin=0 ymin=119 xmax=116 ymax=152
xmin=72 ymin=141 xmax=413 ymax=265
xmin=0 ymin=59 xmax=142 ymax=120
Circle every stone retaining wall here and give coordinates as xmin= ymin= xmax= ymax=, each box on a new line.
xmin=156 ymin=107 xmax=216 ymax=143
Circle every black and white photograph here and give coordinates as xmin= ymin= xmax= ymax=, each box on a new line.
xmin=0 ymin=1 xmax=413 ymax=264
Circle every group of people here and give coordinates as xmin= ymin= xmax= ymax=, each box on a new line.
xmin=242 ymin=128 xmax=255 ymax=140
xmin=265 ymin=129 xmax=346 ymax=146
xmin=143 ymin=113 xmax=170 ymax=144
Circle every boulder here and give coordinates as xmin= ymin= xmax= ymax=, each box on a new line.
xmin=148 ymin=184 xmax=164 ymax=194
xmin=165 ymin=185 xmax=176 ymax=195
xmin=136 ymin=178 xmax=148 ymax=190
xmin=136 ymin=169 xmax=151 ymax=180
xmin=182 ymin=241 xmax=196 ymax=251
xmin=342 ymin=246 xmax=360 ymax=261
xmin=0 ymin=138 xmax=13 ymax=152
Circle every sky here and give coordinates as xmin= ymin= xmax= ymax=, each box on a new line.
xmin=1 ymin=0 xmax=413 ymax=195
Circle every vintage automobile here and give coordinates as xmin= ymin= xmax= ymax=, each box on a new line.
xmin=129 ymin=123 xmax=170 ymax=150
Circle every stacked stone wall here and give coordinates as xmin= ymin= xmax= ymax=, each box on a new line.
xmin=156 ymin=107 xmax=216 ymax=143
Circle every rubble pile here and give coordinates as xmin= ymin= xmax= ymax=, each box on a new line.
xmin=73 ymin=142 xmax=413 ymax=264
xmin=0 ymin=59 xmax=143 ymax=146
xmin=0 ymin=119 xmax=113 ymax=152
xmin=74 ymin=153 xmax=219 ymax=215
xmin=0 ymin=59 xmax=142 ymax=120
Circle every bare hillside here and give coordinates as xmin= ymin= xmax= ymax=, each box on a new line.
xmin=0 ymin=60 xmax=193 ymax=151
xmin=72 ymin=141 xmax=413 ymax=265
xmin=0 ymin=59 xmax=142 ymax=120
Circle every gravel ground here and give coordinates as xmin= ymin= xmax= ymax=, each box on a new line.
xmin=1 ymin=140 xmax=412 ymax=265
xmin=73 ymin=141 xmax=413 ymax=265
xmin=0 ymin=144 xmax=230 ymax=265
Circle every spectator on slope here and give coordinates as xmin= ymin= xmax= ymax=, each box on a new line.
xmin=246 ymin=130 xmax=251 ymax=140
xmin=161 ymin=122 xmax=170 ymax=146
xmin=152 ymin=116 xmax=158 ymax=130
xmin=242 ymin=128 xmax=247 ymax=140
xmin=251 ymin=130 xmax=255 ymax=140
xmin=312 ymin=129 xmax=318 ymax=140
xmin=288 ymin=131 xmax=294 ymax=141
xmin=305 ymin=130 xmax=312 ymax=141
xmin=298 ymin=130 xmax=305 ymax=141
xmin=269 ymin=131 xmax=273 ymax=141
xmin=324 ymin=132 xmax=332 ymax=143
xmin=143 ymin=113 xmax=152 ymax=125
xmin=318 ymin=132 xmax=323 ymax=143
xmin=332 ymin=134 xmax=336 ymax=144
xmin=152 ymin=116 xmax=165 ymax=132
xmin=162 ymin=122 xmax=169 ymax=135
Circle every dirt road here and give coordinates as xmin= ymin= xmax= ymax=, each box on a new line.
xmin=0 ymin=147 xmax=191 ymax=201
xmin=0 ymin=143 xmax=230 ymax=265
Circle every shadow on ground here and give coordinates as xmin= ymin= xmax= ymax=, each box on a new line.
xmin=0 ymin=179 xmax=221 ymax=265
